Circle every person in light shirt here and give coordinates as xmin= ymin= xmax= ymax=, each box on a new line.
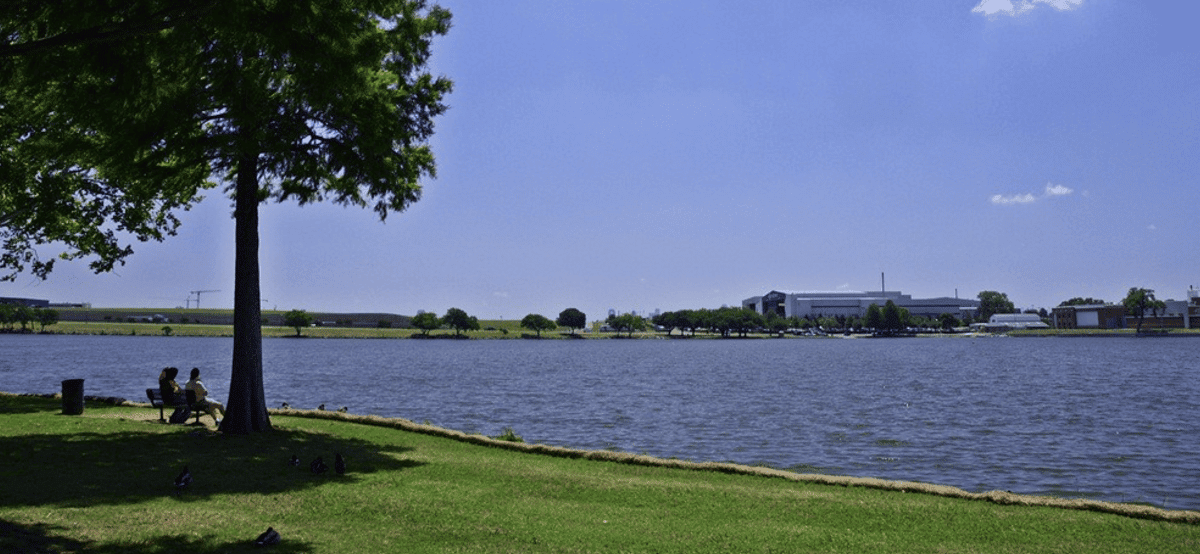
xmin=185 ymin=367 xmax=225 ymax=428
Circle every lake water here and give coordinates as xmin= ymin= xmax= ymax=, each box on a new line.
xmin=2 ymin=333 xmax=1197 ymax=510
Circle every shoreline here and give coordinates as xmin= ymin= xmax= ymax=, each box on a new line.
xmin=9 ymin=390 xmax=1199 ymax=524
xmin=7 ymin=321 xmax=1199 ymax=340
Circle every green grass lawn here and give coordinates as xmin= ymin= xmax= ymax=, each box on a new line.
xmin=2 ymin=393 xmax=1197 ymax=553
xmin=47 ymin=319 xmax=605 ymax=339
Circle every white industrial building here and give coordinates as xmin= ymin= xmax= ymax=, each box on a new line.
xmin=971 ymin=313 xmax=1050 ymax=332
xmin=742 ymin=290 xmax=980 ymax=320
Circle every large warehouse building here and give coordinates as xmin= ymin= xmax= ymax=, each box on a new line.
xmin=742 ymin=290 xmax=980 ymax=320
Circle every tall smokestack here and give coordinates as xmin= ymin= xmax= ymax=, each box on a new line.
xmin=881 ymin=272 xmax=885 ymax=293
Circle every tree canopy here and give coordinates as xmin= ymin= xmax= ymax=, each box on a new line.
xmin=882 ymin=300 xmax=903 ymax=334
xmin=1059 ymin=297 xmax=1107 ymax=307
xmin=283 ymin=310 xmax=314 ymax=337
xmin=443 ymin=308 xmax=479 ymax=336
xmin=410 ymin=312 xmax=441 ymax=335
xmin=864 ymin=303 xmax=883 ymax=330
xmin=1122 ymin=287 xmax=1165 ymax=333
xmin=520 ymin=313 xmax=556 ymax=338
xmin=555 ymin=308 xmax=587 ymax=335
xmin=976 ymin=291 xmax=1015 ymax=323
xmin=2 ymin=1 xmax=453 ymax=433
xmin=606 ymin=313 xmax=647 ymax=338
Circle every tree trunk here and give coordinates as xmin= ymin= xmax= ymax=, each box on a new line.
xmin=222 ymin=152 xmax=271 ymax=434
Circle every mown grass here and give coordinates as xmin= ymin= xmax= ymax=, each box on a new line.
xmin=46 ymin=320 xmax=592 ymax=340
xmin=2 ymin=393 xmax=1198 ymax=553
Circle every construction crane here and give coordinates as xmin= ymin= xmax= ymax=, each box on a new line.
xmin=189 ymin=289 xmax=220 ymax=309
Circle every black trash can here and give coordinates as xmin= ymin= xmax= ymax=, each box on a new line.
xmin=61 ymin=379 xmax=85 ymax=415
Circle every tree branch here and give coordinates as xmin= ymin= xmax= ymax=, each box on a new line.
xmin=0 ymin=1 xmax=219 ymax=58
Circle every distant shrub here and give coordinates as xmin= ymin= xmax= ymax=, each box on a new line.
xmin=493 ymin=427 xmax=524 ymax=443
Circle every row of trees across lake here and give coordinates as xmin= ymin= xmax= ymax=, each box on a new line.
xmin=0 ymin=305 xmax=59 ymax=333
xmin=251 ymin=285 xmax=1180 ymax=341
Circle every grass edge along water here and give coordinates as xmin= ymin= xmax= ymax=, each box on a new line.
xmin=2 ymin=392 xmax=1198 ymax=553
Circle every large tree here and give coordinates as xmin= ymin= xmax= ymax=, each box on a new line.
xmin=976 ymin=290 xmax=1015 ymax=323
xmin=1122 ymin=287 xmax=1165 ymax=333
xmin=283 ymin=309 xmax=314 ymax=337
xmin=410 ymin=311 xmax=441 ymax=336
xmin=606 ymin=313 xmax=647 ymax=338
xmin=556 ymin=307 xmax=587 ymax=336
xmin=2 ymin=1 xmax=453 ymax=433
xmin=443 ymin=307 xmax=479 ymax=337
xmin=882 ymin=300 xmax=903 ymax=334
xmin=864 ymin=303 xmax=883 ymax=331
xmin=519 ymin=313 xmax=556 ymax=338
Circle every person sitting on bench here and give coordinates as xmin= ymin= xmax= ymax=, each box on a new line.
xmin=158 ymin=367 xmax=190 ymax=423
xmin=158 ymin=367 xmax=183 ymax=403
xmin=185 ymin=367 xmax=224 ymax=427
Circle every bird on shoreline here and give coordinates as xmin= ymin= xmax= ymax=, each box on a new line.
xmin=254 ymin=526 xmax=281 ymax=546
xmin=337 ymin=406 xmax=348 ymax=413
xmin=317 ymin=404 xmax=325 ymax=411
xmin=175 ymin=466 xmax=192 ymax=490
xmin=310 ymin=457 xmax=328 ymax=474
xmin=281 ymin=402 xmax=290 ymax=409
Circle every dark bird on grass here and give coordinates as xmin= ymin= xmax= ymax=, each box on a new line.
xmin=337 ymin=406 xmax=348 ymax=413
xmin=310 ymin=456 xmax=328 ymax=474
xmin=289 ymin=454 xmax=300 ymax=467
xmin=254 ymin=526 xmax=281 ymax=547
xmin=317 ymin=403 xmax=325 ymax=411
xmin=334 ymin=453 xmax=346 ymax=475
xmin=175 ymin=466 xmax=192 ymax=490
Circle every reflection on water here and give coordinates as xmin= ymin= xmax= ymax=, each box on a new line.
xmin=3 ymin=334 xmax=1198 ymax=510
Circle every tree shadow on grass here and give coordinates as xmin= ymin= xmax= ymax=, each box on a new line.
xmin=0 ymin=423 xmax=424 ymax=509
xmin=1 ymin=518 xmax=316 ymax=553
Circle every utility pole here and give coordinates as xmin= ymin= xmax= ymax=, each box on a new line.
xmin=189 ymin=289 xmax=220 ymax=309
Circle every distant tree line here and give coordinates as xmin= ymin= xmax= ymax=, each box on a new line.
xmin=0 ymin=304 xmax=58 ymax=332
xmin=405 ymin=307 xmax=589 ymax=339
xmin=647 ymin=302 xmax=972 ymax=338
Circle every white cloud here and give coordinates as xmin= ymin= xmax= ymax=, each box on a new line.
xmin=1044 ymin=182 xmax=1073 ymax=196
xmin=990 ymin=181 xmax=1074 ymax=206
xmin=1147 ymin=224 xmax=1157 ymax=231
xmin=972 ymin=0 xmax=1084 ymax=18
xmin=991 ymin=193 xmax=1037 ymax=205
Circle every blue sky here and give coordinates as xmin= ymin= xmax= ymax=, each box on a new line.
xmin=6 ymin=0 xmax=1198 ymax=320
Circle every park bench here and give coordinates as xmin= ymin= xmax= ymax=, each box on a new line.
xmin=145 ymin=388 xmax=204 ymax=424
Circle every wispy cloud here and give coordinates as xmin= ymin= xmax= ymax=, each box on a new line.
xmin=990 ymin=182 xmax=1074 ymax=206
xmin=972 ymin=0 xmax=1084 ymax=18
xmin=1043 ymin=183 xmax=1073 ymax=197
xmin=990 ymin=192 xmax=1037 ymax=205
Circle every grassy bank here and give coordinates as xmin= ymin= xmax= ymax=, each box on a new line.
xmin=2 ymin=394 xmax=1197 ymax=553
xmin=43 ymin=319 xmax=584 ymax=339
